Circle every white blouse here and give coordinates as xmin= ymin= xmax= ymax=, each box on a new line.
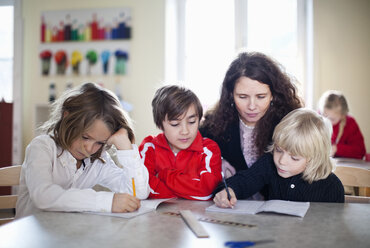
xmin=16 ymin=135 xmax=150 ymax=219
xmin=239 ymin=119 xmax=259 ymax=167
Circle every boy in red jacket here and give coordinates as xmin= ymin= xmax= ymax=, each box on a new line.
xmin=139 ymin=85 xmax=222 ymax=200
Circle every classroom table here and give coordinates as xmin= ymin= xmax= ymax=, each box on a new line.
xmin=334 ymin=157 xmax=370 ymax=170
xmin=0 ymin=199 xmax=369 ymax=248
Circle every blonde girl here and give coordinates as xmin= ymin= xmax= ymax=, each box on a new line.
xmin=318 ymin=90 xmax=366 ymax=159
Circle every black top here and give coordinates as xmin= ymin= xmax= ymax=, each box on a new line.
xmin=214 ymin=153 xmax=345 ymax=203
xmin=200 ymin=121 xmax=248 ymax=171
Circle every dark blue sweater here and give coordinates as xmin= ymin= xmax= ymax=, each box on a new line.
xmin=214 ymin=153 xmax=345 ymax=203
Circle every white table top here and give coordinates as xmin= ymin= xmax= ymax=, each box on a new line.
xmin=334 ymin=157 xmax=370 ymax=170
xmin=0 ymin=199 xmax=369 ymax=248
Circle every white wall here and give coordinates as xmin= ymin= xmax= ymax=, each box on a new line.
xmin=313 ymin=0 xmax=370 ymax=152
xmin=21 ymin=0 xmax=370 ymax=156
xmin=22 ymin=0 xmax=165 ymax=153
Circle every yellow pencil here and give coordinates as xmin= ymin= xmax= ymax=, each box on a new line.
xmin=132 ymin=177 xmax=136 ymax=197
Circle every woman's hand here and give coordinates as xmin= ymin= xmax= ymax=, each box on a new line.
xmin=107 ymin=128 xmax=132 ymax=150
xmin=112 ymin=193 xmax=141 ymax=212
xmin=213 ymin=188 xmax=237 ymax=208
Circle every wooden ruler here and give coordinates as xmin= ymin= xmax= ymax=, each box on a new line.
xmin=180 ymin=210 xmax=210 ymax=238
xmin=163 ymin=211 xmax=256 ymax=229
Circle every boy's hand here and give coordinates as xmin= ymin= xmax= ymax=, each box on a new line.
xmin=112 ymin=193 xmax=141 ymax=212
xmin=213 ymin=188 xmax=237 ymax=208
xmin=107 ymin=128 xmax=132 ymax=150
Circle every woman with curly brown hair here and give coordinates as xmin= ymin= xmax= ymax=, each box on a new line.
xmin=200 ymin=52 xmax=302 ymax=199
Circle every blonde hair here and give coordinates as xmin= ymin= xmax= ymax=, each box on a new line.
xmin=267 ymin=108 xmax=333 ymax=183
xmin=318 ymin=90 xmax=349 ymax=115
xmin=318 ymin=90 xmax=348 ymax=144
xmin=39 ymin=82 xmax=134 ymax=162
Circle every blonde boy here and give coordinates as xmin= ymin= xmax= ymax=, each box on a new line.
xmin=214 ymin=108 xmax=344 ymax=208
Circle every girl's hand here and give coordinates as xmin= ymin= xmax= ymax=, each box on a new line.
xmin=107 ymin=128 xmax=132 ymax=150
xmin=330 ymin=145 xmax=337 ymax=157
xmin=112 ymin=193 xmax=141 ymax=212
xmin=213 ymin=188 xmax=237 ymax=208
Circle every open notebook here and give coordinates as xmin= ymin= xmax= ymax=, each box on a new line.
xmin=85 ymin=198 xmax=173 ymax=219
xmin=206 ymin=200 xmax=310 ymax=218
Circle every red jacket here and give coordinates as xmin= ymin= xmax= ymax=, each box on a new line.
xmin=139 ymin=132 xmax=222 ymax=200
xmin=332 ymin=115 xmax=366 ymax=159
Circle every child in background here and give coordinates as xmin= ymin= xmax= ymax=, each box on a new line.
xmin=16 ymin=83 xmax=150 ymax=219
xmin=139 ymin=85 xmax=222 ymax=200
xmin=318 ymin=90 xmax=366 ymax=159
xmin=213 ymin=108 xmax=344 ymax=208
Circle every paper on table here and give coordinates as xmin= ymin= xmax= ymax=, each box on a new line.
xmin=85 ymin=198 xmax=173 ymax=219
xmin=206 ymin=200 xmax=310 ymax=218
xmin=262 ymin=200 xmax=310 ymax=217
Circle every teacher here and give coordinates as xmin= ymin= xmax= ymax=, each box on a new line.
xmin=200 ymin=52 xmax=302 ymax=181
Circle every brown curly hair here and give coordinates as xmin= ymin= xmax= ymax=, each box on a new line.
xmin=200 ymin=52 xmax=302 ymax=156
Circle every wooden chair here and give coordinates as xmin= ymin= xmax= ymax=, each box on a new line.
xmin=0 ymin=165 xmax=21 ymax=225
xmin=365 ymin=153 xmax=370 ymax=162
xmin=334 ymin=166 xmax=370 ymax=203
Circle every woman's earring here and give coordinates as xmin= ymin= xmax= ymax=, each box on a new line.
xmin=231 ymin=102 xmax=234 ymax=107
xmin=270 ymin=101 xmax=273 ymax=106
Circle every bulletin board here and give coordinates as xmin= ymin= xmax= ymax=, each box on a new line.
xmin=39 ymin=8 xmax=131 ymax=76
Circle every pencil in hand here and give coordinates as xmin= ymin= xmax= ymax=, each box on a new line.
xmin=221 ymin=172 xmax=231 ymax=201
xmin=132 ymin=177 xmax=136 ymax=197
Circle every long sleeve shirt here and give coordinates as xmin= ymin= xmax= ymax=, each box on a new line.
xmin=16 ymin=135 xmax=150 ymax=219
xmin=332 ymin=115 xmax=366 ymax=159
xmin=139 ymin=132 xmax=222 ymax=200
xmin=214 ymin=153 xmax=344 ymax=203
xmin=200 ymin=120 xmax=268 ymax=199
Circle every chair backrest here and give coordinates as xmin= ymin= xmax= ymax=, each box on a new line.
xmin=334 ymin=166 xmax=370 ymax=203
xmin=0 ymin=165 xmax=21 ymax=225
xmin=334 ymin=166 xmax=370 ymax=188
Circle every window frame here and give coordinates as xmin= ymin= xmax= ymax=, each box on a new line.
xmin=165 ymin=0 xmax=313 ymax=107
xmin=0 ymin=0 xmax=23 ymax=165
